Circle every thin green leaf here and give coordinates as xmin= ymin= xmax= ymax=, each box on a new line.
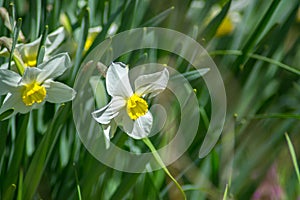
xmin=70 ymin=7 xmax=89 ymax=83
xmin=17 ymin=169 xmax=23 ymax=200
xmin=8 ymin=2 xmax=15 ymax=30
xmin=3 ymin=114 xmax=29 ymax=196
xmin=209 ymin=50 xmax=300 ymax=76
xmin=73 ymin=163 xmax=82 ymax=200
xmin=87 ymin=1 xmax=124 ymax=53
xmin=222 ymin=184 xmax=228 ymax=200
xmin=199 ymin=0 xmax=231 ymax=44
xmin=3 ymin=184 xmax=16 ymax=200
xmin=110 ymin=173 xmax=140 ymax=200
xmin=141 ymin=6 xmax=175 ymax=27
xmin=0 ymin=109 xmax=14 ymax=121
xmin=22 ymin=104 xmax=70 ymax=200
xmin=285 ymin=133 xmax=300 ymax=184
xmin=29 ymin=0 xmax=41 ymax=40
xmin=234 ymin=0 xmax=282 ymax=68
xmin=37 ymin=25 xmax=48 ymax=66
xmin=143 ymin=137 xmax=187 ymax=200
xmin=9 ymin=18 xmax=22 ymax=72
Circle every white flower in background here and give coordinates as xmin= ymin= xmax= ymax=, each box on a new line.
xmin=0 ymin=53 xmax=76 ymax=118
xmin=0 ymin=27 xmax=66 ymax=68
xmin=92 ymin=62 xmax=169 ymax=145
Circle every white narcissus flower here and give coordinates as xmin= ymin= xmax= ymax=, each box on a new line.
xmin=92 ymin=62 xmax=169 ymax=145
xmin=0 ymin=27 xmax=66 ymax=68
xmin=0 ymin=53 xmax=76 ymax=118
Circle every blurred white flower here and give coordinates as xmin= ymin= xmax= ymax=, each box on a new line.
xmin=0 ymin=27 xmax=66 ymax=68
xmin=84 ymin=26 xmax=102 ymax=52
xmin=0 ymin=53 xmax=76 ymax=118
xmin=92 ymin=62 xmax=169 ymax=146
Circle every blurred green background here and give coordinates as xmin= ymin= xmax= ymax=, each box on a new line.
xmin=0 ymin=0 xmax=299 ymax=199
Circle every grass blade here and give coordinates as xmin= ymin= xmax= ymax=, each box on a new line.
xmin=234 ymin=0 xmax=282 ymax=69
xmin=222 ymin=184 xmax=228 ymax=200
xmin=22 ymin=104 xmax=70 ymax=200
xmin=209 ymin=50 xmax=300 ymax=76
xmin=70 ymin=7 xmax=89 ymax=83
xmin=141 ymin=6 xmax=175 ymax=27
xmin=285 ymin=133 xmax=300 ymax=184
xmin=3 ymin=114 xmax=29 ymax=197
xmin=9 ymin=18 xmax=22 ymax=72
xmin=199 ymin=0 xmax=231 ymax=44
xmin=143 ymin=137 xmax=187 ymax=200
xmin=73 ymin=163 xmax=82 ymax=200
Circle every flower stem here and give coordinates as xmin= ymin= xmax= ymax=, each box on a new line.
xmin=209 ymin=50 xmax=300 ymax=76
xmin=142 ymin=137 xmax=187 ymax=200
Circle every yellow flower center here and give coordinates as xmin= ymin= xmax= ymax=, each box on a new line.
xmin=126 ymin=94 xmax=148 ymax=120
xmin=23 ymin=51 xmax=37 ymax=67
xmin=22 ymin=81 xmax=46 ymax=106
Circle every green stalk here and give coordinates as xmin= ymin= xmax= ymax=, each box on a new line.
xmin=73 ymin=163 xmax=83 ymax=200
xmin=222 ymin=184 xmax=229 ymax=200
xmin=10 ymin=18 xmax=24 ymax=74
xmin=285 ymin=133 xmax=300 ymax=184
xmin=142 ymin=137 xmax=187 ymax=200
xmin=209 ymin=50 xmax=300 ymax=76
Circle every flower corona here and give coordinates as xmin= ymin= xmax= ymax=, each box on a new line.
xmin=22 ymin=81 xmax=46 ymax=106
xmin=126 ymin=93 xmax=148 ymax=120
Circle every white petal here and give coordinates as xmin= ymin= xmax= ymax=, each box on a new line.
xmin=128 ymin=111 xmax=153 ymax=139
xmin=102 ymin=121 xmax=117 ymax=149
xmin=106 ymin=62 xmax=133 ymax=98
xmin=45 ymin=27 xmax=66 ymax=54
xmin=114 ymin=109 xmax=134 ymax=134
xmin=0 ymin=92 xmax=31 ymax=117
xmin=0 ymin=69 xmax=21 ymax=95
xmin=37 ymin=53 xmax=71 ymax=83
xmin=22 ymin=67 xmax=42 ymax=84
xmin=135 ymin=68 xmax=169 ymax=97
xmin=103 ymin=125 xmax=111 ymax=149
xmin=18 ymin=39 xmax=40 ymax=55
xmin=92 ymin=96 xmax=126 ymax=124
xmin=44 ymin=80 xmax=76 ymax=103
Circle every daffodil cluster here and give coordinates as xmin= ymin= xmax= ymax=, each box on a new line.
xmin=0 ymin=27 xmax=76 ymax=119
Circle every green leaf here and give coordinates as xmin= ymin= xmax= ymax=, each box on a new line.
xmin=9 ymin=18 xmax=22 ymax=72
xmin=234 ymin=0 xmax=282 ymax=69
xmin=73 ymin=163 xmax=82 ymax=200
xmin=199 ymin=0 xmax=231 ymax=44
xmin=143 ymin=137 xmax=187 ymax=200
xmin=22 ymin=104 xmax=70 ymax=200
xmin=87 ymin=1 xmax=124 ymax=53
xmin=17 ymin=169 xmax=23 ymax=200
xmin=3 ymin=114 xmax=29 ymax=199
xmin=0 ymin=109 xmax=14 ymax=121
xmin=3 ymin=184 xmax=16 ymax=200
xmin=209 ymin=50 xmax=300 ymax=76
xmin=36 ymin=25 xmax=48 ymax=66
xmin=29 ymin=0 xmax=41 ymax=40
xmin=8 ymin=2 xmax=15 ymax=30
xmin=141 ymin=6 xmax=175 ymax=27
xmin=222 ymin=184 xmax=229 ymax=200
xmin=70 ymin=7 xmax=90 ymax=83
xmin=285 ymin=133 xmax=300 ymax=184
xmin=118 ymin=0 xmax=136 ymax=32
xmin=110 ymin=173 xmax=140 ymax=200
